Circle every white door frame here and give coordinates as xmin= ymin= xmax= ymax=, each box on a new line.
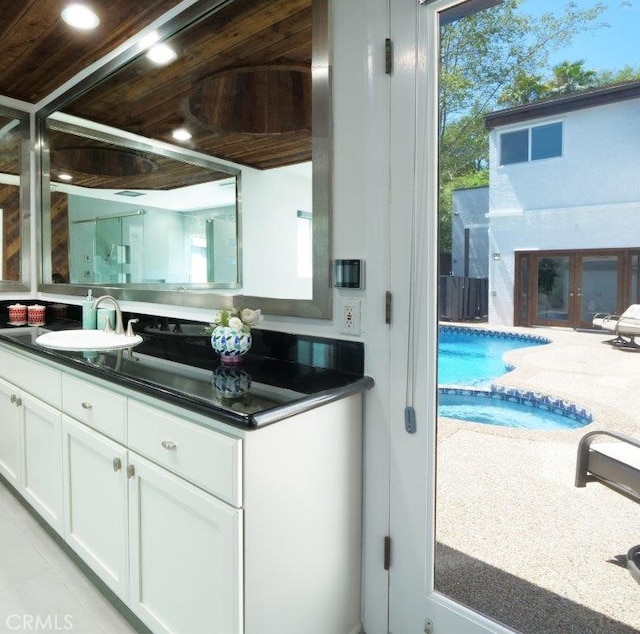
xmin=387 ymin=0 xmax=519 ymax=631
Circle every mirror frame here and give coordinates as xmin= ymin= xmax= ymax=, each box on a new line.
xmin=36 ymin=0 xmax=332 ymax=319
xmin=0 ymin=103 xmax=31 ymax=292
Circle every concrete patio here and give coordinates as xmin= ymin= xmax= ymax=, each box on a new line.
xmin=436 ymin=326 xmax=640 ymax=633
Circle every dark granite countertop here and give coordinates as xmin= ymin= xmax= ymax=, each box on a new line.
xmin=0 ymin=318 xmax=373 ymax=429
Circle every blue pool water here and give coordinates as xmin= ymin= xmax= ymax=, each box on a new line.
xmin=438 ymin=391 xmax=589 ymax=430
xmin=437 ymin=328 xmax=591 ymax=430
xmin=438 ymin=328 xmax=546 ymax=386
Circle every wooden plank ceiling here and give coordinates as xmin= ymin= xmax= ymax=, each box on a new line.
xmin=0 ymin=0 xmax=184 ymax=103
xmin=0 ymin=0 xmax=313 ymax=188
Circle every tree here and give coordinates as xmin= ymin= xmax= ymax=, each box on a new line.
xmin=594 ymin=64 xmax=640 ymax=86
xmin=547 ymin=59 xmax=597 ymax=95
xmin=497 ymin=70 xmax=548 ymax=106
xmin=438 ymin=0 xmax=606 ymax=252
xmin=496 ymin=60 xmax=640 ymax=108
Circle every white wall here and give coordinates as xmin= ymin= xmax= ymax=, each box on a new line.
xmin=240 ymin=164 xmax=312 ymax=298
xmin=451 ymin=186 xmax=489 ymax=278
xmin=488 ymin=98 xmax=640 ymax=325
xmin=489 ymin=99 xmax=640 ymax=213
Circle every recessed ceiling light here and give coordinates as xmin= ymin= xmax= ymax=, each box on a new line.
xmin=172 ymin=128 xmax=192 ymax=142
xmin=139 ymin=32 xmax=161 ymax=50
xmin=146 ymin=43 xmax=177 ymax=66
xmin=58 ymin=173 xmax=73 ymax=181
xmin=61 ymin=4 xmax=100 ymax=30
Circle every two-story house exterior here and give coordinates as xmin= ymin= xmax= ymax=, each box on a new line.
xmin=485 ymin=81 xmax=640 ymax=328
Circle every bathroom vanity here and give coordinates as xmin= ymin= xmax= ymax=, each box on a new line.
xmin=0 ymin=324 xmax=372 ymax=634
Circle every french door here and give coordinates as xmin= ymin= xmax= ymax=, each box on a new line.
xmin=515 ymin=250 xmax=634 ymax=329
xmin=389 ymin=1 xmax=640 ymax=633
xmin=388 ymin=0 xmax=516 ymax=632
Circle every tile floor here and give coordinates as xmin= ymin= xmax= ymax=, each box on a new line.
xmin=0 ymin=481 xmax=147 ymax=634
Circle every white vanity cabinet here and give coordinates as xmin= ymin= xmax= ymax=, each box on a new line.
xmin=128 ymin=453 xmax=243 ymax=634
xmin=20 ymin=393 xmax=64 ymax=534
xmin=61 ymin=415 xmax=129 ymax=599
xmin=0 ymin=347 xmax=64 ymax=534
xmin=0 ymin=375 xmax=22 ymax=488
xmin=0 ymin=342 xmax=364 ymax=634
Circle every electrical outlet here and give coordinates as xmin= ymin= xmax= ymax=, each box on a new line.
xmin=341 ymin=299 xmax=361 ymax=335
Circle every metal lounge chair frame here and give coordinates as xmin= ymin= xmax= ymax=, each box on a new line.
xmin=592 ymin=304 xmax=640 ymax=347
xmin=576 ymin=430 xmax=640 ymax=585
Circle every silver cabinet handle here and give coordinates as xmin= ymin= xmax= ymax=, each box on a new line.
xmin=113 ymin=457 xmax=121 ymax=472
xmin=81 ymin=402 xmax=92 ymax=409
xmin=15 ymin=397 xmax=22 ymax=407
xmin=10 ymin=393 xmax=17 ymax=403
xmin=161 ymin=440 xmax=177 ymax=450
xmin=127 ymin=464 xmax=135 ymax=479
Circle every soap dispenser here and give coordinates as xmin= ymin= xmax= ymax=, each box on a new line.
xmin=82 ymin=289 xmax=97 ymax=329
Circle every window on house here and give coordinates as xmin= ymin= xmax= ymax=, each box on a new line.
xmin=500 ymin=121 xmax=562 ymax=165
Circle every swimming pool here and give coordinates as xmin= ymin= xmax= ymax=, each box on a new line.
xmin=438 ymin=327 xmax=592 ymax=429
xmin=438 ymin=327 xmax=548 ymax=387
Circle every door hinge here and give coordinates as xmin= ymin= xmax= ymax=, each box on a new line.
xmin=385 ymin=291 xmax=392 ymax=324
xmin=384 ymin=535 xmax=391 ymax=570
xmin=385 ymin=38 xmax=392 ymax=75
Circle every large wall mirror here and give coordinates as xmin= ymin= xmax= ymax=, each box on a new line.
xmin=44 ymin=114 xmax=241 ymax=291
xmin=0 ymin=105 xmax=30 ymax=291
xmin=38 ymin=0 xmax=331 ymax=318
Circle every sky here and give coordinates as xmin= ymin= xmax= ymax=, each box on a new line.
xmin=522 ymin=0 xmax=640 ymax=74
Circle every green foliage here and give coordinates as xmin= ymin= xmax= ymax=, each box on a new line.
xmin=593 ymin=65 xmax=640 ymax=86
xmin=496 ymin=58 xmax=632 ymax=108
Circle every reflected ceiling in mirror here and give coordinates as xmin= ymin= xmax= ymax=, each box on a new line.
xmin=0 ymin=108 xmax=29 ymax=287
xmin=64 ymin=0 xmax=313 ymax=171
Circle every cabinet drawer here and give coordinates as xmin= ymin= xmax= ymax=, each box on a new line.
xmin=0 ymin=348 xmax=61 ymax=408
xmin=62 ymin=375 xmax=126 ymax=442
xmin=128 ymin=400 xmax=242 ymax=507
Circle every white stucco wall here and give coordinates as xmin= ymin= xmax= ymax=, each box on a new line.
xmin=451 ymin=186 xmax=489 ymax=278
xmin=487 ymin=97 xmax=640 ymax=325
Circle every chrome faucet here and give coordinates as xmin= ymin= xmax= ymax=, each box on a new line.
xmin=92 ymin=295 xmax=125 ymax=335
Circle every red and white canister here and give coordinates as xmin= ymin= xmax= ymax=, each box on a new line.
xmin=27 ymin=304 xmax=46 ymax=327
xmin=8 ymin=303 xmax=27 ymax=325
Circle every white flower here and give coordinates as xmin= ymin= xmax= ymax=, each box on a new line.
xmin=210 ymin=306 xmax=262 ymax=333
xmin=240 ymin=308 xmax=263 ymax=326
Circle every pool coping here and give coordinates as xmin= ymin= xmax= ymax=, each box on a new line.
xmin=438 ymin=385 xmax=594 ymax=427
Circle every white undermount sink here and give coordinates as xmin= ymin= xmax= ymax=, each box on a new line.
xmin=35 ymin=329 xmax=143 ymax=351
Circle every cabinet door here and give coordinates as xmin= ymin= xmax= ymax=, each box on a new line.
xmin=21 ymin=394 xmax=64 ymax=534
xmin=62 ymin=415 xmax=129 ymax=600
xmin=128 ymin=454 xmax=243 ymax=634
xmin=0 ymin=377 xmax=22 ymax=488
